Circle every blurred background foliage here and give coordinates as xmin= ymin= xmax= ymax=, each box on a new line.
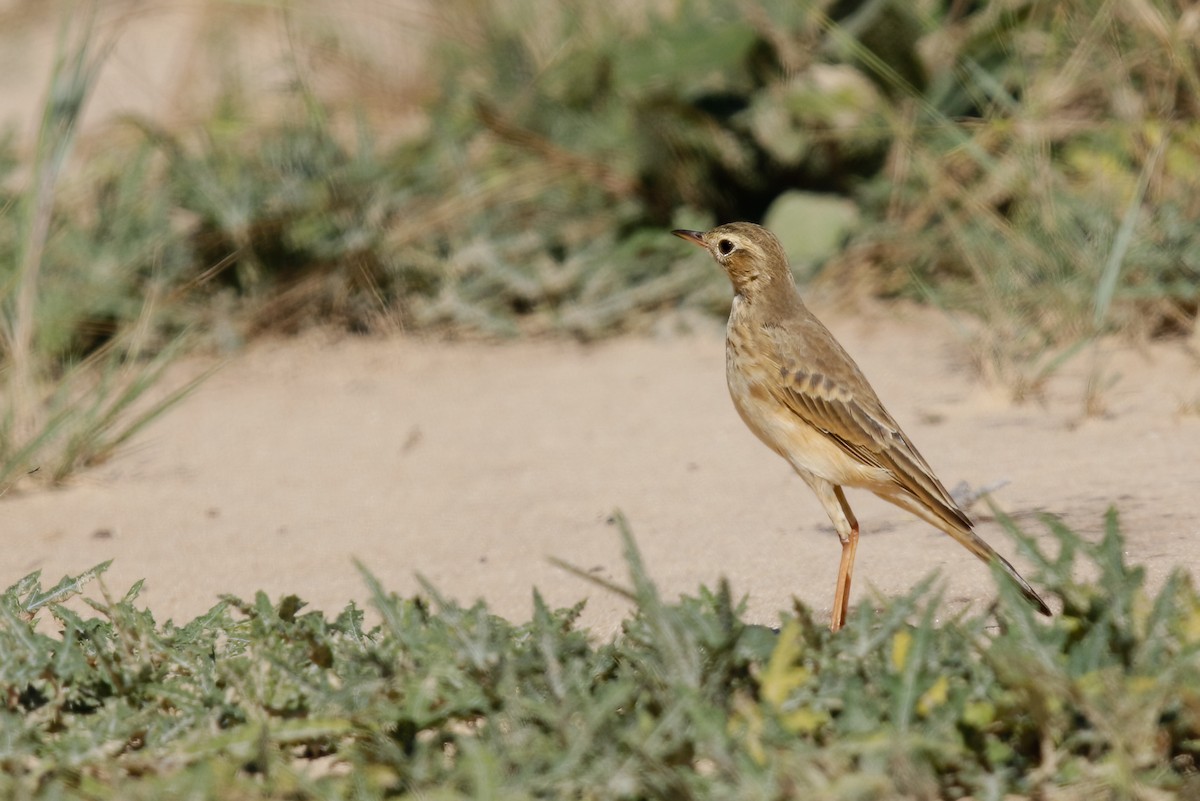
xmin=1 ymin=0 xmax=1200 ymax=481
xmin=6 ymin=0 xmax=1200 ymax=355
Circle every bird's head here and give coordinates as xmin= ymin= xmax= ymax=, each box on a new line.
xmin=672 ymin=222 xmax=793 ymax=299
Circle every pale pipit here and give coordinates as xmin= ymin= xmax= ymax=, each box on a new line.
xmin=673 ymin=222 xmax=1050 ymax=631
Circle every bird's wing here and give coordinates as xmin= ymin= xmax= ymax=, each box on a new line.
xmin=753 ymin=320 xmax=1050 ymax=616
xmin=769 ymin=359 xmax=974 ymax=535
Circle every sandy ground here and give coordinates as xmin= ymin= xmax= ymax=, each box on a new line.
xmin=5 ymin=306 xmax=1200 ymax=634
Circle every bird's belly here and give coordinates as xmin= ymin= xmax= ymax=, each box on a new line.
xmin=726 ymin=365 xmax=888 ymax=489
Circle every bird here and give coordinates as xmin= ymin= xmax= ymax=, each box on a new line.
xmin=672 ymin=222 xmax=1050 ymax=631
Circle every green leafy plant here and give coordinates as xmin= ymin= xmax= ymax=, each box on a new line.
xmin=2 ymin=509 xmax=1198 ymax=798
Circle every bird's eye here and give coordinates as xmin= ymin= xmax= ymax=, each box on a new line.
xmin=717 ymin=239 xmax=735 ymax=256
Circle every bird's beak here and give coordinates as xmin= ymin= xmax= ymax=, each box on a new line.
xmin=671 ymin=229 xmax=707 ymax=248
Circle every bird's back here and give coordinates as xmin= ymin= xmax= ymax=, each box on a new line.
xmin=727 ymin=288 xmax=974 ymax=535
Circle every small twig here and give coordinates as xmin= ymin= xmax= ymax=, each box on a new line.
xmin=547 ymin=556 xmax=636 ymax=602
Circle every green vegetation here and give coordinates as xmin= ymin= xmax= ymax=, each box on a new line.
xmin=0 ymin=12 xmax=203 ymax=492
xmin=2 ymin=511 xmax=1198 ymax=798
xmin=8 ymin=1 xmax=1200 ymax=354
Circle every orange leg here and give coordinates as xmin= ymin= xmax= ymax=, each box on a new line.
xmin=829 ymin=486 xmax=860 ymax=632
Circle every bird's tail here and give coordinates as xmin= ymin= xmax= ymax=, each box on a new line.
xmin=965 ymin=531 xmax=1052 ymax=617
xmin=881 ymin=490 xmax=1052 ymax=617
